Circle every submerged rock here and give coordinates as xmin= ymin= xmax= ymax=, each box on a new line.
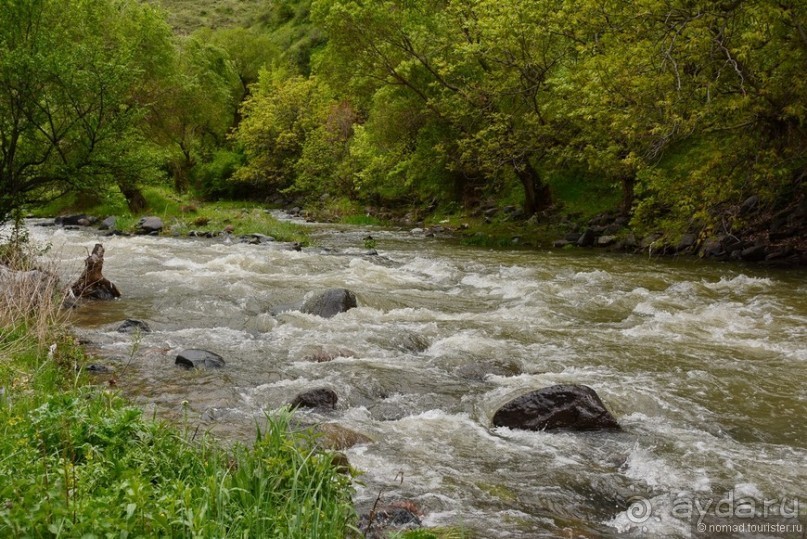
xmin=300 ymin=288 xmax=357 ymax=318
xmin=456 ymin=359 xmax=522 ymax=381
xmin=492 ymin=384 xmax=620 ymax=431
xmin=290 ymin=388 xmax=338 ymax=410
xmin=360 ymin=501 xmax=423 ymax=539
xmin=116 ymin=319 xmax=151 ymax=333
xmin=175 ymin=349 xmax=225 ymax=369
xmin=84 ymin=364 xmax=113 ymax=374
xmin=316 ymin=423 xmax=373 ymax=450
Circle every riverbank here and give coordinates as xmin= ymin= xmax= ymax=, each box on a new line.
xmin=0 ymin=255 xmax=356 ymax=537
xmin=1 ymin=241 xmax=473 ymax=538
xmin=305 ymin=195 xmax=807 ymax=268
xmin=35 ymin=182 xmax=806 ymax=267
xmin=31 ymin=186 xmax=310 ymax=245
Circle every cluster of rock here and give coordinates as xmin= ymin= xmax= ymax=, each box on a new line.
xmin=552 ymin=196 xmax=806 ymax=265
xmin=552 ymin=213 xmax=630 ymax=250
xmin=49 ymin=213 xmax=308 ymax=251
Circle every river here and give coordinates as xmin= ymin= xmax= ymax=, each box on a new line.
xmin=29 ymin=217 xmax=807 ymax=538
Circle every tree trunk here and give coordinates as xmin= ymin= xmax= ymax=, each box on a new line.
xmin=119 ymin=183 xmax=147 ymax=213
xmin=70 ymin=244 xmax=121 ymax=300
xmin=620 ymin=175 xmax=635 ymax=218
xmin=172 ymin=146 xmax=194 ymax=193
xmin=515 ymin=160 xmax=552 ymax=216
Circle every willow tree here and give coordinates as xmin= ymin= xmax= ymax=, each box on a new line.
xmin=0 ymin=0 xmax=171 ymax=222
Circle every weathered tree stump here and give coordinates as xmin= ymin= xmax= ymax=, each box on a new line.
xmin=70 ymin=244 xmax=121 ymax=300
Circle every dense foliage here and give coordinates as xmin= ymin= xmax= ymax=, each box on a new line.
xmin=3 ymin=0 xmax=805 ymax=236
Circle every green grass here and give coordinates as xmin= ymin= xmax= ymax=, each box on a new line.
xmin=394 ymin=528 xmax=473 ymax=539
xmin=0 ymin=259 xmax=356 ymax=537
xmin=144 ymin=0 xmax=273 ymax=33
xmin=341 ymin=214 xmax=385 ymax=226
xmin=31 ymin=185 xmax=310 ymax=245
xmin=547 ymin=167 xmax=620 ymax=220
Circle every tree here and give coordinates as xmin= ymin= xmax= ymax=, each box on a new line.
xmin=0 ymin=0 xmax=170 ymax=222
xmin=561 ymin=0 xmax=807 ymax=226
xmin=313 ymin=0 xmax=574 ymax=215
xmin=196 ymin=27 xmax=280 ymax=127
xmin=232 ymin=68 xmax=333 ymax=197
xmin=144 ymin=35 xmax=240 ymax=193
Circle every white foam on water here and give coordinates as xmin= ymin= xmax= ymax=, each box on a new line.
xmin=26 ymin=221 xmax=807 ymax=539
xmin=398 ymin=256 xmax=461 ymax=283
xmin=426 ymin=331 xmax=512 ymax=358
xmin=622 ymin=445 xmax=683 ymax=488
xmin=704 ymin=274 xmax=774 ymax=292
xmin=606 ymin=494 xmax=692 ymax=537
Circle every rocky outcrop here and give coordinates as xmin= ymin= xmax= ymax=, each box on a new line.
xmin=550 ymin=196 xmax=806 ymax=265
xmin=70 ymin=244 xmax=121 ymax=300
xmin=290 ymin=388 xmax=338 ymax=410
xmin=492 ymin=384 xmax=620 ymax=431
xmin=300 ymin=288 xmax=357 ymax=318
xmin=175 ymin=349 xmax=225 ymax=369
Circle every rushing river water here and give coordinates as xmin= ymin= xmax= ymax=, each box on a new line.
xmin=27 ymin=217 xmax=807 ymax=538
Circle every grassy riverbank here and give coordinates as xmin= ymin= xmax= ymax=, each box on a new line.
xmin=33 ymin=186 xmax=310 ymax=245
xmin=0 ymin=258 xmax=356 ymax=537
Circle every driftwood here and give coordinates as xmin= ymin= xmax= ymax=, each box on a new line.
xmin=70 ymin=244 xmax=121 ymax=300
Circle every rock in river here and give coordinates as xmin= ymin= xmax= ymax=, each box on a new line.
xmin=175 ymin=349 xmax=225 ymax=369
xmin=290 ymin=388 xmax=338 ymax=410
xmin=300 ymin=288 xmax=357 ymax=318
xmin=492 ymin=384 xmax=620 ymax=431
xmin=117 ymin=319 xmax=151 ymax=333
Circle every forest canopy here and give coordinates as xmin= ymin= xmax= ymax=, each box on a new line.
xmin=2 ymin=0 xmax=805 ymax=244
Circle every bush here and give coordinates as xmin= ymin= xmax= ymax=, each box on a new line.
xmin=193 ymin=150 xmax=245 ymax=200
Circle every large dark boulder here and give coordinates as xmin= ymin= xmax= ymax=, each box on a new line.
xmin=175 ymin=349 xmax=225 ymax=369
xmin=492 ymin=384 xmax=620 ymax=431
xmin=300 ymin=288 xmax=357 ymax=318
xmin=290 ymin=388 xmax=338 ymax=410
xmin=136 ymin=216 xmax=163 ymax=235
